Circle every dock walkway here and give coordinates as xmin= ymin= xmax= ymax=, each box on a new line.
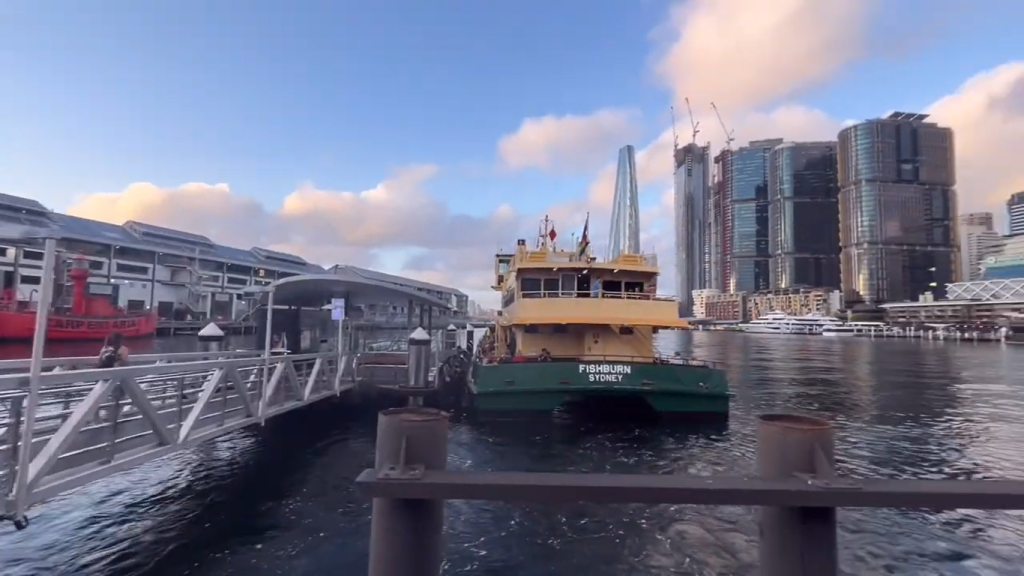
xmin=0 ymin=350 xmax=355 ymax=527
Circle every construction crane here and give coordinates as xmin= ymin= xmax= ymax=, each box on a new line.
xmin=684 ymin=97 xmax=700 ymax=144
xmin=710 ymin=102 xmax=736 ymax=150
xmin=670 ymin=105 xmax=679 ymax=150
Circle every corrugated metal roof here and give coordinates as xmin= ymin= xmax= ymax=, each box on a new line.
xmin=0 ymin=193 xmax=52 ymax=215
xmin=332 ymin=264 xmax=465 ymax=296
xmin=0 ymin=193 xmax=441 ymax=288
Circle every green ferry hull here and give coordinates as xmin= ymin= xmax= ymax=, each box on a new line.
xmin=470 ymin=360 xmax=729 ymax=414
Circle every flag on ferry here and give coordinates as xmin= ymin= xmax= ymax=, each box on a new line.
xmin=548 ymin=226 xmax=557 ymax=243
xmin=576 ymin=213 xmax=590 ymax=258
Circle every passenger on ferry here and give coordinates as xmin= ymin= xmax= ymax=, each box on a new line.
xmin=538 ymin=348 xmax=552 ymax=362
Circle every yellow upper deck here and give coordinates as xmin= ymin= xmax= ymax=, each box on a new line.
xmin=491 ymin=235 xmax=688 ymax=330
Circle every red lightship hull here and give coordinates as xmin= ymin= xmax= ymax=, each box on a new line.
xmin=0 ymin=309 xmax=158 ymax=341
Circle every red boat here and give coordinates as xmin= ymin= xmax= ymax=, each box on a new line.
xmin=0 ymin=255 xmax=157 ymax=341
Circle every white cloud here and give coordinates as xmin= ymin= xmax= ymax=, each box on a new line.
xmin=652 ymin=0 xmax=876 ymax=113
xmin=925 ymin=62 xmax=1024 ymax=222
xmin=496 ymin=108 xmax=642 ymax=173
xmin=66 ymin=166 xmax=525 ymax=306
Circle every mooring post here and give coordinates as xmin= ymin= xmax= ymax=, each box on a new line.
xmin=757 ymin=413 xmax=838 ymax=576
xmin=368 ymin=407 xmax=448 ymax=576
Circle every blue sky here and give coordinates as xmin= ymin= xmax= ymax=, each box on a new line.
xmin=1 ymin=0 xmax=1022 ymax=304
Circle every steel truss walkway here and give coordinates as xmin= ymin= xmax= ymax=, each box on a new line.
xmin=0 ymin=351 xmax=352 ymax=528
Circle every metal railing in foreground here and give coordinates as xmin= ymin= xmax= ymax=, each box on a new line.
xmin=0 ymin=351 xmax=352 ymax=528
xmin=356 ymin=410 xmax=1024 ymax=576
xmin=0 ymin=350 xmax=263 ymax=377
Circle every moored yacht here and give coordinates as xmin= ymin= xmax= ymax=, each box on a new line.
xmin=740 ymin=311 xmax=843 ymax=335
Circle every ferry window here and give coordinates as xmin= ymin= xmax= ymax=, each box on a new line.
xmin=498 ymin=259 xmax=510 ymax=274
xmin=560 ymin=273 xmax=576 ymax=294
xmin=602 ymin=280 xmax=623 ymax=293
xmin=552 ymin=325 xmax=568 ymax=334
xmin=22 ymin=249 xmax=44 ymax=261
xmin=115 ymin=262 xmax=151 ymax=276
xmin=524 ymin=325 xmax=539 ymax=334
xmin=520 ymin=278 xmax=542 ymax=296
xmin=542 ymin=278 xmax=559 ymax=294
xmin=618 ymin=327 xmax=635 ymax=335
xmin=624 ymin=281 xmax=645 ymax=293
xmin=20 ymin=275 xmax=41 ymax=285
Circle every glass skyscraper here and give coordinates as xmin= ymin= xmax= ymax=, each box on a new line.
xmin=768 ymin=142 xmax=840 ymax=289
xmin=673 ymin=142 xmax=710 ymax=316
xmin=728 ymin=139 xmax=780 ymax=293
xmin=607 ymin=145 xmax=640 ymax=260
xmin=838 ymin=112 xmax=958 ymax=304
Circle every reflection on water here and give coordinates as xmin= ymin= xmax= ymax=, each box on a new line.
xmin=0 ymin=332 xmax=1022 ymax=575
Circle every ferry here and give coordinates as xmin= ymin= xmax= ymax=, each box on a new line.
xmin=466 ymin=216 xmax=729 ymax=415
xmin=740 ymin=311 xmax=843 ymax=335
xmin=821 ymin=321 xmax=889 ymax=337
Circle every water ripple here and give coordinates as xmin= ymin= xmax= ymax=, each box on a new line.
xmin=0 ymin=333 xmax=1022 ymax=574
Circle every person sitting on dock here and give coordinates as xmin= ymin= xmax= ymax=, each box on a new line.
xmin=97 ymin=332 xmax=129 ymax=368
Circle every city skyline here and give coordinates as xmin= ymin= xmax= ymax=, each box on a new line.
xmin=2 ymin=1 xmax=1022 ymax=307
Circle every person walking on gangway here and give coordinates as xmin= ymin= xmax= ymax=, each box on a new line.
xmin=97 ymin=332 xmax=129 ymax=368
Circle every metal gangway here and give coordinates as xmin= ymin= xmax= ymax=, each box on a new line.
xmin=0 ymin=350 xmax=354 ymax=529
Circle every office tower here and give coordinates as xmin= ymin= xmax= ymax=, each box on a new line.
xmin=1009 ymin=191 xmax=1024 ymax=236
xmin=768 ymin=142 xmax=841 ymax=290
xmin=607 ymin=145 xmax=640 ymax=260
xmin=838 ymin=112 xmax=958 ymax=304
xmin=727 ymin=139 xmax=781 ymax=293
xmin=673 ymin=142 xmax=710 ymax=316
xmin=958 ymin=212 xmax=1001 ymax=281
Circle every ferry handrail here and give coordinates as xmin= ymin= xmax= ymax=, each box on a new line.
xmin=517 ymin=291 xmax=675 ymax=302
xmin=488 ymin=354 xmax=721 ymax=369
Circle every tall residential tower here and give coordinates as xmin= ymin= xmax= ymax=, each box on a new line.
xmin=1008 ymin=191 xmax=1024 ymax=236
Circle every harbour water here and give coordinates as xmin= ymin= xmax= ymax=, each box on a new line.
xmin=1 ymin=332 xmax=1023 ymax=575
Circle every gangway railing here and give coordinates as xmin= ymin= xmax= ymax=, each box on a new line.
xmin=0 ymin=350 xmax=352 ymax=528
xmin=0 ymin=350 xmax=262 ymax=375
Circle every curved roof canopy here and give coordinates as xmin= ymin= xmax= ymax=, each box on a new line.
xmin=245 ymin=271 xmax=452 ymax=309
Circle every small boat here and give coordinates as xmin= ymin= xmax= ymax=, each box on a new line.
xmin=821 ymin=321 xmax=889 ymax=337
xmin=465 ymin=216 xmax=729 ymax=415
xmin=0 ymin=255 xmax=157 ymax=341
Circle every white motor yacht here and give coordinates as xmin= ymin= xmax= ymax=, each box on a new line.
xmin=740 ymin=311 xmax=843 ymax=335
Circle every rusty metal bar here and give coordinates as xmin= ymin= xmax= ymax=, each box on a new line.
xmin=368 ymin=407 xmax=448 ymax=576
xmin=355 ymin=469 xmax=1024 ymax=510
xmin=756 ymin=413 xmax=837 ymax=576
